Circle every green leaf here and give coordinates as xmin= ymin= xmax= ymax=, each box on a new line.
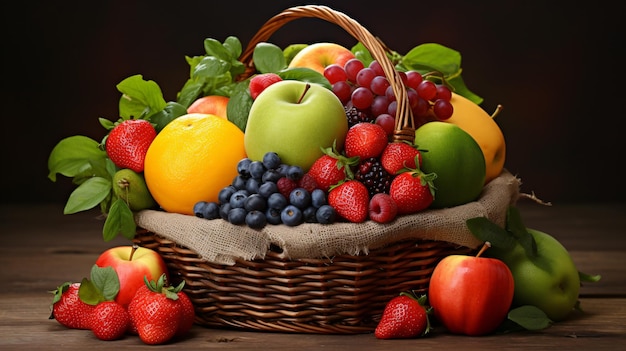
xmin=579 ymin=271 xmax=602 ymax=283
xmin=283 ymin=43 xmax=307 ymax=65
xmin=47 ymin=136 xmax=107 ymax=181
xmin=253 ymin=42 xmax=287 ymax=73
xmin=149 ymin=101 xmax=188 ymax=132
xmin=278 ymin=68 xmax=332 ymax=90
xmin=226 ymin=81 xmax=253 ymax=132
xmin=64 ymin=177 xmax=111 ymax=214
xmin=204 ymin=38 xmax=234 ymax=61
xmin=117 ymin=74 xmax=167 ymax=120
xmin=402 ymin=43 xmax=461 ymax=76
xmin=90 ymin=265 xmax=120 ymax=302
xmin=78 ymin=277 xmax=103 ymax=305
xmin=507 ymin=305 xmax=553 ymax=331
xmin=506 ymin=206 xmax=538 ymax=257
xmin=193 ymin=56 xmax=232 ymax=79
xmin=222 ymin=36 xmax=243 ymax=59
xmin=102 ymin=199 xmax=136 ymax=241
xmin=466 ymin=216 xmax=516 ymax=250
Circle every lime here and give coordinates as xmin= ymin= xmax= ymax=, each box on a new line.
xmin=414 ymin=121 xmax=486 ymax=208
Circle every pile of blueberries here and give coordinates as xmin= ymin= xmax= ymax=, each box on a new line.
xmin=193 ymin=152 xmax=336 ymax=229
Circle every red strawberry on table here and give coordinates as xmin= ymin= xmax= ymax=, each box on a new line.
xmin=249 ymin=73 xmax=283 ymax=99
xmin=90 ymin=300 xmax=130 ymax=341
xmin=128 ymin=274 xmax=195 ymax=345
xmin=344 ymin=122 xmax=388 ymax=159
xmin=389 ymin=160 xmax=436 ymax=214
xmin=327 ymin=179 xmax=369 ymax=223
xmin=105 ymin=119 xmax=156 ymax=172
xmin=49 ymin=282 xmax=95 ymax=330
xmin=375 ymin=292 xmax=431 ymax=339
xmin=380 ymin=141 xmax=422 ymax=175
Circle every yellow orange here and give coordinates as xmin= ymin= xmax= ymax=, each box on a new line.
xmin=143 ymin=113 xmax=246 ymax=215
xmin=187 ymin=95 xmax=229 ymax=119
xmin=287 ymin=42 xmax=355 ymax=74
xmin=444 ymin=93 xmax=506 ymax=184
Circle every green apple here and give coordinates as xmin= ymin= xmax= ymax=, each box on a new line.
xmin=487 ymin=227 xmax=580 ymax=321
xmin=413 ymin=121 xmax=486 ymax=208
xmin=244 ymin=80 xmax=348 ymax=171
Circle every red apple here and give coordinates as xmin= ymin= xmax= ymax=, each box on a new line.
xmin=287 ymin=42 xmax=355 ymax=74
xmin=187 ymin=95 xmax=229 ymax=119
xmin=95 ymin=245 xmax=169 ymax=307
xmin=428 ymin=242 xmax=514 ymax=336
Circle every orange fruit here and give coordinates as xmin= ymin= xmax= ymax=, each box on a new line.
xmin=144 ymin=113 xmax=246 ymax=215
xmin=444 ymin=93 xmax=506 ymax=184
xmin=186 ymin=95 xmax=229 ymax=119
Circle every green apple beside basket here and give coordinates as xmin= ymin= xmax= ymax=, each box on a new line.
xmin=132 ymin=5 xmax=521 ymax=334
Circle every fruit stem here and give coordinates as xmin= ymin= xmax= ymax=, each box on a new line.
xmin=297 ymin=84 xmax=311 ymax=104
xmin=129 ymin=244 xmax=139 ymax=261
xmin=491 ymin=105 xmax=503 ymax=119
xmin=476 ymin=241 xmax=491 ymax=258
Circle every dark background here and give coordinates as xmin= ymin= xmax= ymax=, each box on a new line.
xmin=3 ymin=0 xmax=624 ymax=206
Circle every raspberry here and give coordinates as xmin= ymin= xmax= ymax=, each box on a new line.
xmin=277 ymin=177 xmax=298 ymax=199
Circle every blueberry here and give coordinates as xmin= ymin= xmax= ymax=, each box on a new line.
xmin=303 ymin=206 xmax=318 ymax=223
xmin=286 ymin=165 xmax=304 ymax=180
xmin=265 ymin=207 xmax=282 ymax=225
xmin=267 ymin=192 xmax=288 ymax=210
xmin=289 ymin=187 xmax=311 ymax=209
xmin=258 ymin=181 xmax=278 ymax=198
xmin=245 ymin=210 xmax=267 ymax=229
xmin=249 ymin=161 xmax=266 ymax=179
xmin=231 ymin=175 xmax=247 ymax=190
xmin=311 ymin=189 xmax=328 ymax=208
xmin=193 ymin=201 xmax=209 ymax=218
xmin=228 ymin=207 xmax=247 ymax=225
xmin=262 ymin=152 xmax=281 ymax=170
xmin=316 ymin=205 xmax=336 ymax=224
xmin=219 ymin=202 xmax=232 ymax=220
xmin=197 ymin=201 xmax=220 ymax=219
xmin=245 ymin=193 xmax=267 ymax=212
xmin=281 ymin=205 xmax=303 ymax=226
xmin=275 ymin=163 xmax=290 ymax=177
xmin=229 ymin=189 xmax=249 ymax=208
xmin=218 ymin=185 xmax=237 ymax=204
xmin=237 ymin=158 xmax=252 ymax=177
xmin=245 ymin=177 xmax=260 ymax=194
xmin=262 ymin=169 xmax=282 ymax=183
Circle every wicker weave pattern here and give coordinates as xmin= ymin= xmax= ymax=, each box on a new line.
xmin=134 ymin=229 xmax=473 ymax=333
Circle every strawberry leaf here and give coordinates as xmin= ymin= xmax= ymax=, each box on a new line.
xmin=90 ymin=265 xmax=120 ymax=302
xmin=117 ymin=74 xmax=167 ymax=120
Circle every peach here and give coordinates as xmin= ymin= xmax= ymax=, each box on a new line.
xmin=187 ymin=95 xmax=229 ymax=119
xmin=287 ymin=42 xmax=355 ymax=74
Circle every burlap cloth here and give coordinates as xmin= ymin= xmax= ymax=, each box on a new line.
xmin=135 ymin=169 xmax=520 ymax=265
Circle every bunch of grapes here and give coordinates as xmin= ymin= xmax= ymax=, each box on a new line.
xmin=324 ymin=58 xmax=454 ymax=134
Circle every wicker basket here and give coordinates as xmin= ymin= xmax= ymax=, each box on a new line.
xmin=132 ymin=5 xmax=514 ymax=334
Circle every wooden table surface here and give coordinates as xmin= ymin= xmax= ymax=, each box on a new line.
xmin=1 ymin=201 xmax=624 ymax=350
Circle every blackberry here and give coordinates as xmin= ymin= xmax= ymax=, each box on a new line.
xmin=355 ymin=157 xmax=393 ymax=198
xmin=345 ymin=106 xmax=373 ymax=128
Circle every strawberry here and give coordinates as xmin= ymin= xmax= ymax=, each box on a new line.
xmin=49 ymin=282 xmax=95 ymax=330
xmin=90 ymin=301 xmax=130 ymax=341
xmin=307 ymin=144 xmax=359 ymax=192
xmin=368 ymin=193 xmax=398 ymax=223
xmin=249 ymin=73 xmax=283 ymax=99
xmin=105 ymin=119 xmax=156 ymax=172
xmin=327 ymin=179 xmax=369 ymax=223
xmin=375 ymin=292 xmax=431 ymax=339
xmin=344 ymin=122 xmax=388 ymax=159
xmin=128 ymin=274 xmax=195 ymax=345
xmin=380 ymin=141 xmax=422 ymax=175
xmin=389 ymin=162 xmax=437 ymax=214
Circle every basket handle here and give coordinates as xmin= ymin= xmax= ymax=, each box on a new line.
xmin=238 ymin=5 xmax=415 ymax=142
